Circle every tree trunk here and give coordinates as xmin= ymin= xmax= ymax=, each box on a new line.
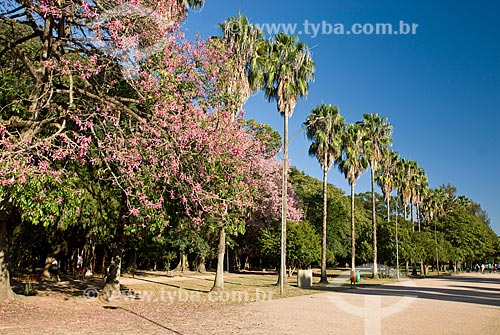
xmin=102 ymin=255 xmax=122 ymax=300
xmin=371 ymin=166 xmax=378 ymax=278
xmin=174 ymin=252 xmax=188 ymax=272
xmin=417 ymin=203 xmax=421 ymax=232
xmin=435 ymin=221 xmax=439 ymax=275
xmin=320 ymin=164 xmax=329 ymax=284
xmin=234 ymin=251 xmax=241 ymax=272
xmin=42 ymin=243 xmax=65 ymax=279
xmin=279 ymin=111 xmax=289 ymax=295
xmin=0 ymin=205 xmax=14 ymax=301
xmin=101 ymin=249 xmax=107 ymax=278
xmin=102 ymin=190 xmax=127 ymax=299
xmin=411 ymin=203 xmax=415 ymax=231
xmin=212 ymin=227 xmax=225 ymax=291
xmin=395 ymin=206 xmax=400 ymax=281
xmin=386 ymin=197 xmax=390 ymax=224
xmin=244 ymin=256 xmax=250 ymax=270
xmin=350 ymin=183 xmax=356 ymax=271
xmin=196 ymin=255 xmax=206 ymax=273
xmin=417 ymin=204 xmax=423 ymax=276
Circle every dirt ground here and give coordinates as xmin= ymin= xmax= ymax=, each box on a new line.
xmin=0 ymin=271 xmax=499 ymax=334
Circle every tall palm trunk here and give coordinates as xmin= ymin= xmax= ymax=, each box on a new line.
xmin=410 ymin=203 xmax=415 ymax=232
xmin=386 ymin=197 xmax=390 ymax=224
xmin=417 ymin=204 xmax=424 ymax=276
xmin=371 ymin=166 xmax=378 ymax=278
xmin=350 ymin=183 xmax=356 ymax=271
xmin=417 ymin=203 xmax=421 ymax=232
xmin=279 ymin=112 xmax=289 ymax=295
xmin=410 ymin=202 xmax=417 ymax=275
xmin=212 ymin=228 xmax=225 ymax=291
xmin=403 ymin=203 xmax=407 ymax=222
xmin=320 ymin=159 xmax=328 ymax=283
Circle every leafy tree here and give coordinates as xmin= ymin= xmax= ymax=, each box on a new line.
xmin=289 ymin=168 xmax=350 ymax=265
xmin=287 ymin=221 xmax=321 ymax=270
xmin=440 ymin=205 xmax=497 ymax=264
xmin=244 ymin=119 xmax=282 ymax=158
xmin=237 ymin=158 xmax=302 ymax=271
xmin=260 ymin=221 xmax=320 ymax=272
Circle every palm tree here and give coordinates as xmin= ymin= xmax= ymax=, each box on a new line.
xmin=360 ymin=113 xmax=392 ymax=278
xmin=410 ymin=166 xmax=428 ymax=275
xmin=219 ymin=14 xmax=263 ymax=113
xmin=397 ymin=159 xmax=417 ymax=225
xmin=395 ymin=158 xmax=418 ymax=274
xmin=412 ymin=166 xmax=428 ymax=232
xmin=178 ymin=0 xmax=205 ymax=10
xmin=252 ymin=33 xmax=315 ymax=295
xmin=391 ymin=154 xmax=407 ymax=278
xmin=376 ymin=149 xmax=399 ymax=223
xmin=337 ymin=123 xmax=368 ymax=276
xmin=423 ymin=188 xmax=446 ymax=273
xmin=305 ymin=104 xmax=345 ymax=284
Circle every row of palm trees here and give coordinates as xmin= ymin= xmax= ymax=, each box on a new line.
xmin=306 ymin=108 xmax=392 ymax=280
xmin=305 ymin=104 xmax=454 ymax=280
xmin=219 ymin=13 xmax=448 ymax=287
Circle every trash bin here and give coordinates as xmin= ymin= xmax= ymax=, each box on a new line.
xmin=297 ymin=269 xmax=313 ymax=288
xmin=356 ymin=270 xmax=360 ymax=283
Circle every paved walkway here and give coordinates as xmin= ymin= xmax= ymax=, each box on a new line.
xmin=215 ymin=272 xmax=500 ymax=335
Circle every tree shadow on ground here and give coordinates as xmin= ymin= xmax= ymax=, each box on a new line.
xmin=11 ymin=275 xmax=136 ymax=298
xmin=132 ymin=272 xmax=277 ymax=290
xmin=306 ymin=275 xmax=500 ymax=308
xmin=129 ymin=277 xmax=210 ymax=293
xmin=438 ymin=275 xmax=500 ymax=285
xmin=103 ymin=306 xmax=184 ymax=334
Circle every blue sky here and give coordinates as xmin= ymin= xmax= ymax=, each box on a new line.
xmin=182 ymin=0 xmax=500 ymax=234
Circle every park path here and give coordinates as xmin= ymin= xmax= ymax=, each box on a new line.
xmin=1 ymin=272 xmax=498 ymax=334
xmin=179 ymin=272 xmax=500 ymax=335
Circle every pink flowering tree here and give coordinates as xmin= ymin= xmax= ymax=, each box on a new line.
xmin=0 ymin=0 xmax=188 ymax=299
xmin=0 ymin=0 xmax=270 ymax=299
xmin=233 ymin=156 xmax=302 ymax=269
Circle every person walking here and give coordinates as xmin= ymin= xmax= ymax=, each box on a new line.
xmin=76 ymin=254 xmax=84 ymax=278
